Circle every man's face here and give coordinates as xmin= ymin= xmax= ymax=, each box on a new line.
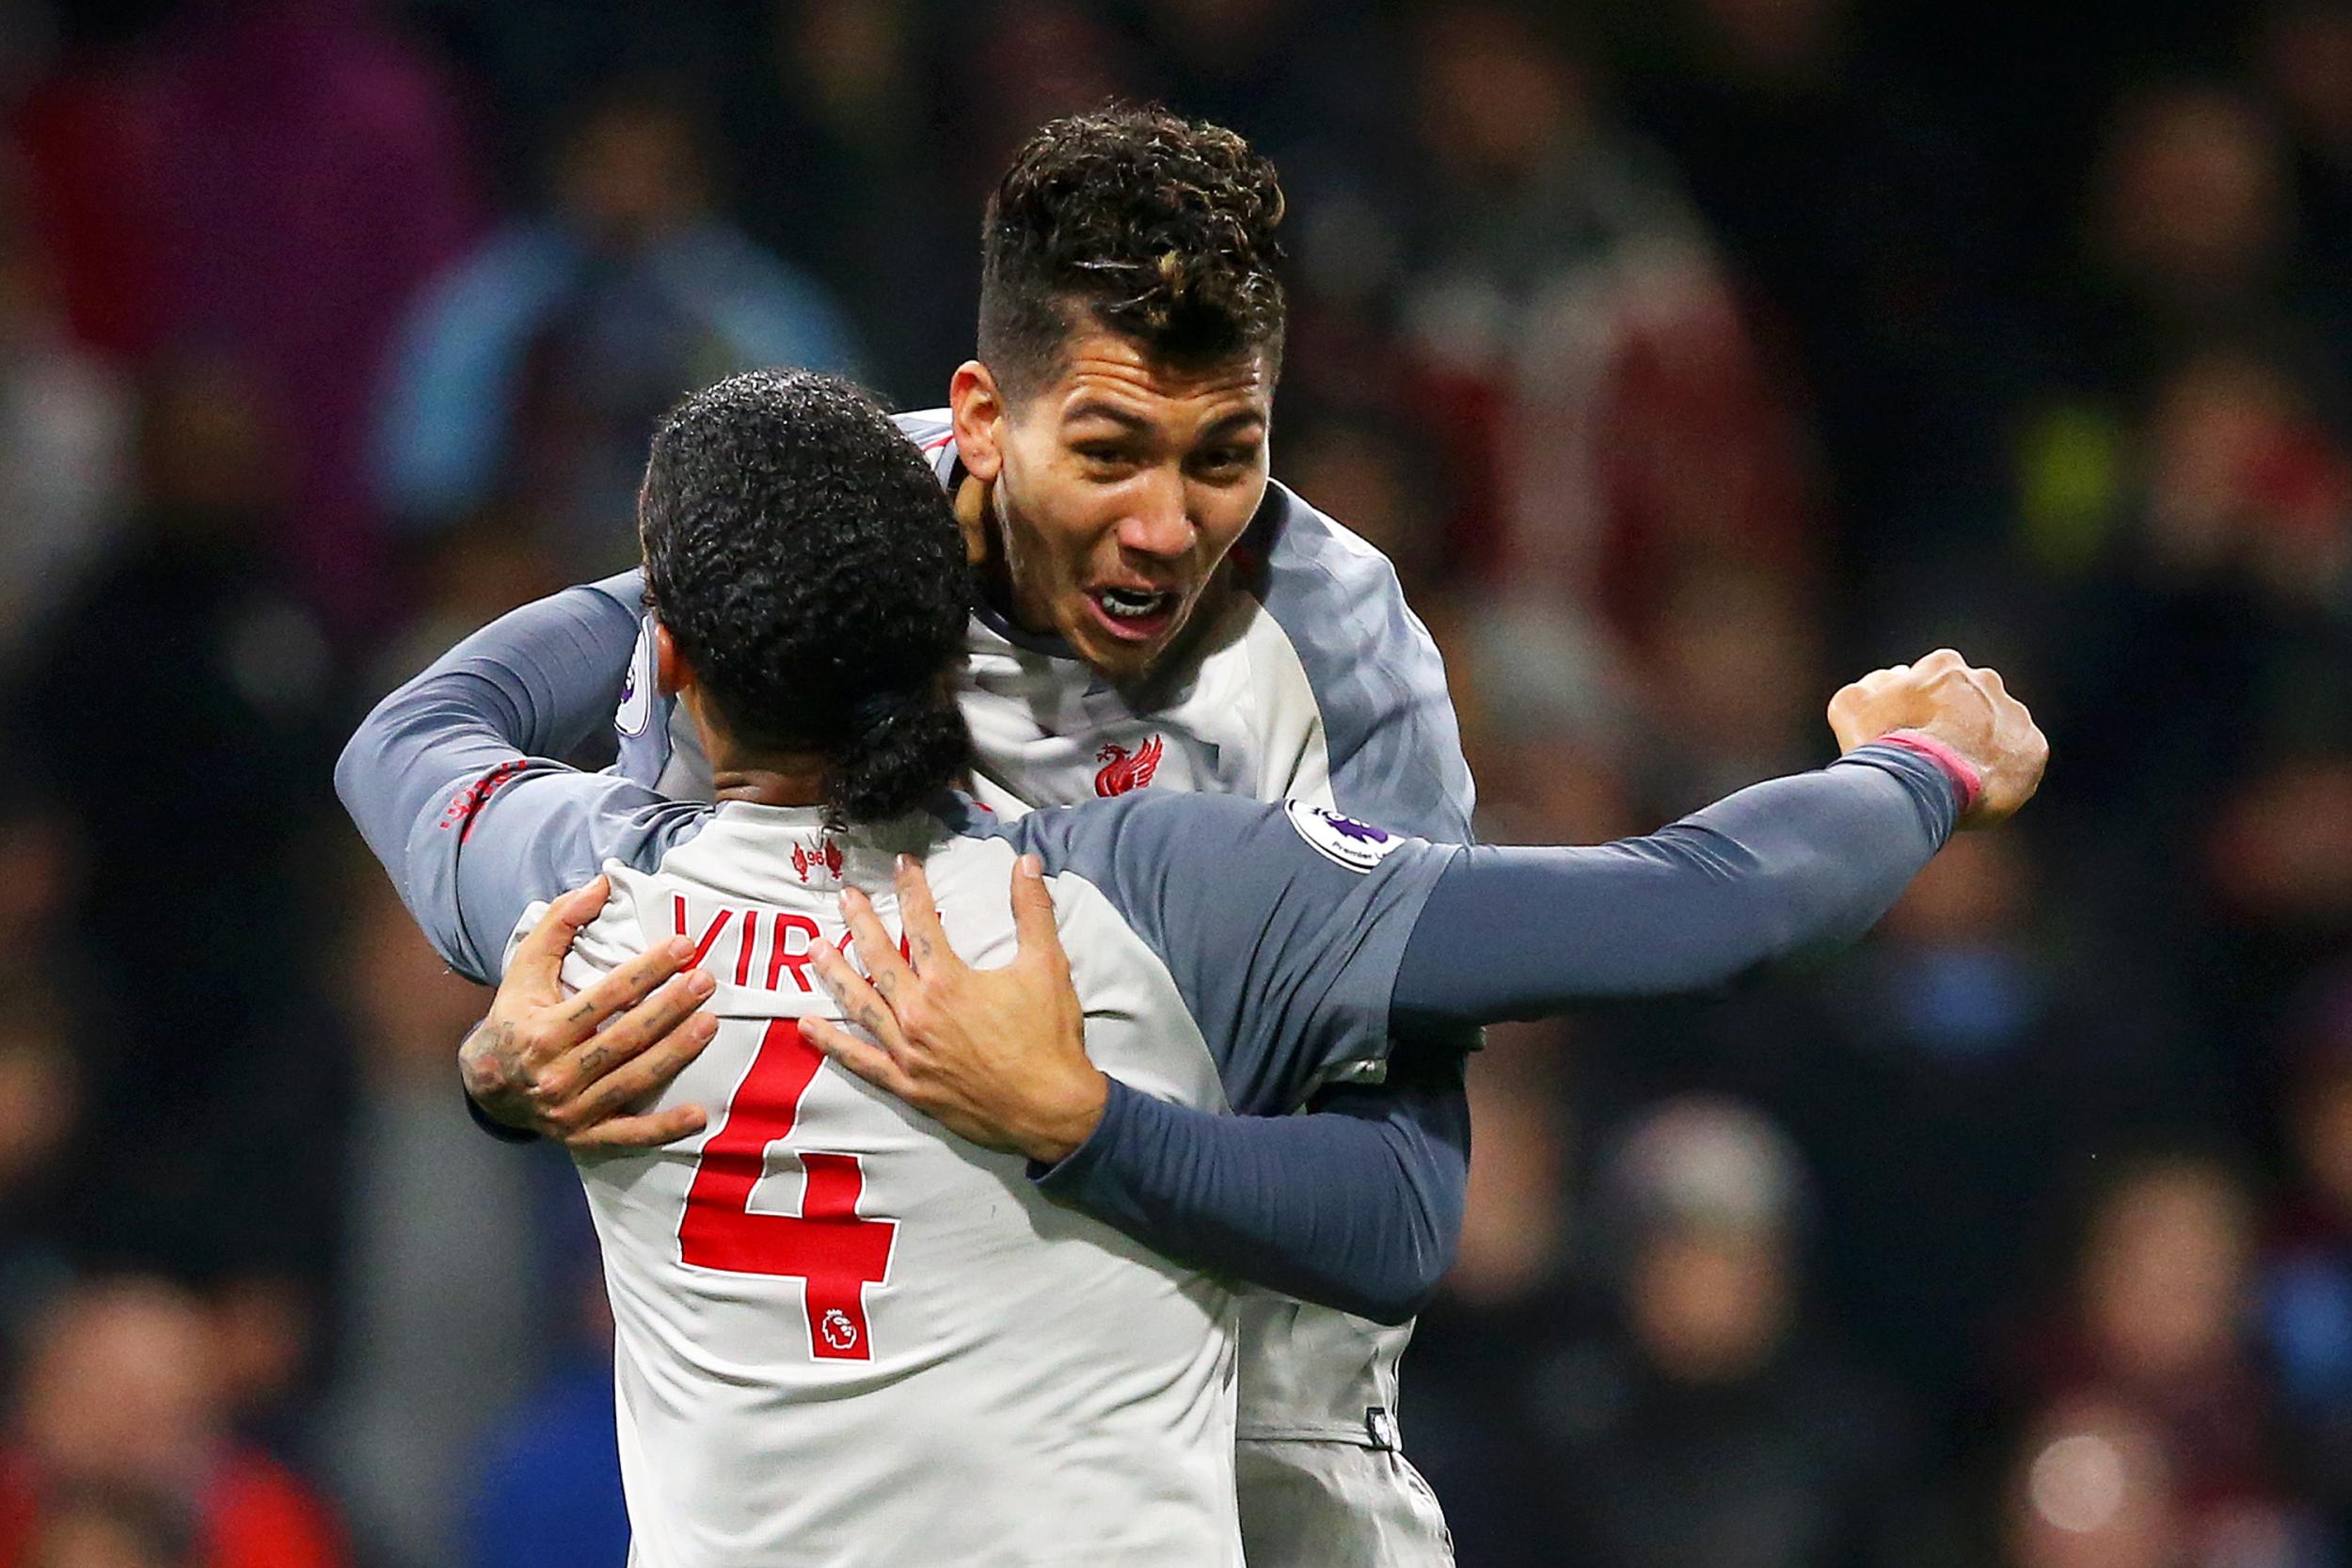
xmin=954 ymin=330 xmax=1272 ymax=683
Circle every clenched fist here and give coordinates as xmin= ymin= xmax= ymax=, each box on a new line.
xmin=1827 ymin=649 xmax=2048 ymax=828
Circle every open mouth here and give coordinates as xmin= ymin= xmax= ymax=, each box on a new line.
xmin=1086 ymin=585 xmax=1180 ymax=641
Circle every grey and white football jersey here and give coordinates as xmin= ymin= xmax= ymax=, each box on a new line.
xmin=470 ymin=788 xmax=1454 ymax=1567
xmin=611 ymin=410 xmax=1478 ymax=1454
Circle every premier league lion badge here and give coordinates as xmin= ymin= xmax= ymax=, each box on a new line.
xmin=614 ymin=628 xmax=656 ymax=738
xmin=1284 ymin=800 xmax=1406 ymax=873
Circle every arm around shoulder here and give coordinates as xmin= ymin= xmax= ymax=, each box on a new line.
xmin=336 ymin=581 xmax=697 ymax=983
xmin=1389 ymin=743 xmax=1964 ymax=1029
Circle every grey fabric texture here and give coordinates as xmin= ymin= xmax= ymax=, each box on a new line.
xmin=1031 ymin=1060 xmax=1470 ymax=1323
xmin=991 ymin=791 xmax=1463 ymax=1117
xmin=337 ymin=582 xmax=707 ymax=983
xmin=1391 ymin=744 xmax=1963 ymax=1029
xmin=1246 ymin=483 xmax=1476 ymax=842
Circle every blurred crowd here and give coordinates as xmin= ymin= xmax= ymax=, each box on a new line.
xmin=0 ymin=0 xmax=2349 ymax=1563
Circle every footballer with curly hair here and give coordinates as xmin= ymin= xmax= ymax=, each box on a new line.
xmin=344 ymin=369 xmax=2040 ymax=1565
xmin=453 ymin=106 xmax=1463 ymax=1565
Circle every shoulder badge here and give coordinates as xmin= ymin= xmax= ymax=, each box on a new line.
xmin=1284 ymin=800 xmax=1406 ymax=874
xmin=615 ymin=625 xmax=656 ymax=738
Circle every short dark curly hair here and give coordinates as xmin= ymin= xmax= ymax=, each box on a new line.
xmin=978 ymin=104 xmax=1287 ymax=399
xmin=639 ymin=370 xmax=971 ymax=825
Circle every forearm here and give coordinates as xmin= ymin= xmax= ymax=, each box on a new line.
xmin=1392 ymin=743 xmax=1963 ymax=1028
xmin=469 ymin=569 xmax=644 ymax=759
xmin=1032 ymin=1069 xmax=1470 ymax=1324
xmin=339 ymin=578 xmax=641 ymax=850
xmin=336 ymin=578 xmax=656 ymax=974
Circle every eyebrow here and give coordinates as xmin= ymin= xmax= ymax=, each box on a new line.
xmin=1064 ymin=400 xmax=1148 ymax=431
xmin=1062 ymin=401 xmax=1269 ymax=437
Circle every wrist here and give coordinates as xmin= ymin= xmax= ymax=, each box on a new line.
xmin=464 ymin=1084 xmax=541 ymax=1144
xmin=458 ymin=1033 xmax=541 ymax=1145
xmin=458 ymin=1027 xmax=533 ymax=1132
xmin=1021 ymin=1068 xmax=1110 ymax=1164
xmin=1879 ymin=728 xmax=1984 ymax=816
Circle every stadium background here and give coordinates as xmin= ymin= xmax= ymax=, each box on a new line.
xmin=1 ymin=0 xmax=2350 ymax=1562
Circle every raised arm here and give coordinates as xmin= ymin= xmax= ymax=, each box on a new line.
xmin=335 ymin=575 xmax=697 ymax=982
xmin=1389 ymin=742 xmax=1958 ymax=1029
xmin=1394 ymin=649 xmax=2044 ymax=1027
xmin=798 ymin=652 xmax=2043 ymax=1318
xmin=789 ymin=745 xmax=1955 ymax=1322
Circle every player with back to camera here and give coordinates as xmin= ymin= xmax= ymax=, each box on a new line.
xmin=460 ymin=105 xmax=1491 ymax=1566
xmin=442 ymin=108 xmax=2043 ymax=1565
xmin=340 ymin=368 xmax=2043 ymax=1566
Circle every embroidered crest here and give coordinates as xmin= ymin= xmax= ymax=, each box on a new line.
xmin=1093 ymin=735 xmax=1165 ymax=797
xmin=791 ymin=840 xmax=846 ymax=883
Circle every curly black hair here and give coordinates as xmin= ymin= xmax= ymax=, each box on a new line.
xmin=639 ymin=370 xmax=972 ymax=825
xmin=978 ymin=103 xmax=1287 ymax=398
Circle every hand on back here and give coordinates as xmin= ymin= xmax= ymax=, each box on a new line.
xmin=802 ymin=854 xmax=1107 ymax=1165
xmin=459 ymin=878 xmax=719 ymax=1149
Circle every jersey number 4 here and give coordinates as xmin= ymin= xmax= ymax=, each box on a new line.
xmin=679 ymin=1020 xmax=897 ymax=1361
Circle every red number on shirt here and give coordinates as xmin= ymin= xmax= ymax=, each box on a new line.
xmin=678 ymin=1020 xmax=897 ymax=1360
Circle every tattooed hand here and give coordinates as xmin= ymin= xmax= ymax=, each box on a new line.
xmin=460 ymin=876 xmax=720 ymax=1150
xmin=803 ymin=854 xmax=1106 ymax=1164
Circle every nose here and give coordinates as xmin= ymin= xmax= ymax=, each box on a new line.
xmin=1117 ymin=468 xmax=1195 ymax=560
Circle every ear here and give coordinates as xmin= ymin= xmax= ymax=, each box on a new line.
xmin=949 ymin=361 xmax=1006 ymax=483
xmin=652 ymin=621 xmax=696 ymax=697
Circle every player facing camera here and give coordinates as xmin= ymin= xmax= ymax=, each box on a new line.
xmin=633 ymin=369 xmax=972 ymax=826
xmin=360 ymin=103 xmax=2049 ymax=1568
xmin=344 ymin=358 xmax=2044 ymax=1566
xmin=950 ymin=104 xmax=1285 ymax=685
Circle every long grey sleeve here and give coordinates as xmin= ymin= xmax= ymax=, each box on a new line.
xmin=498 ymin=569 xmax=646 ymax=756
xmin=1019 ymin=743 xmax=1957 ymax=1322
xmin=335 ymin=578 xmax=702 ymax=983
xmin=1035 ymin=1059 xmax=1470 ymax=1324
xmin=1390 ymin=743 xmax=1963 ymax=1030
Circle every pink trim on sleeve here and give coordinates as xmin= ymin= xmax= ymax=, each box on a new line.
xmin=1877 ymin=730 xmax=1983 ymax=816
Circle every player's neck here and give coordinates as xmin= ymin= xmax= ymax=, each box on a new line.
xmin=708 ymin=741 xmax=830 ymax=810
xmin=684 ymin=690 xmax=829 ymax=808
xmin=711 ymin=767 xmax=827 ymax=809
xmin=961 ymin=475 xmax=1037 ymax=634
